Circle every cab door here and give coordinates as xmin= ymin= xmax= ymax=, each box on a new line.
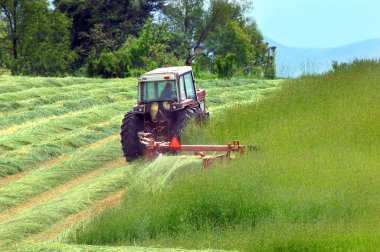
xmin=181 ymin=72 xmax=196 ymax=100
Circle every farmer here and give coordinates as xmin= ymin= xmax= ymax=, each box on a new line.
xmin=160 ymin=82 xmax=175 ymax=99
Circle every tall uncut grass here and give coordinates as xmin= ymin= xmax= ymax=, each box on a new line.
xmin=69 ymin=60 xmax=380 ymax=251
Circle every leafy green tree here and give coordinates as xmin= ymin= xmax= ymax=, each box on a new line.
xmin=207 ymin=20 xmax=252 ymax=67
xmin=87 ymin=18 xmax=179 ymax=78
xmin=0 ymin=0 xmax=75 ymax=75
xmin=0 ymin=18 xmax=11 ymax=72
xmin=129 ymin=18 xmax=179 ymax=69
xmin=205 ymin=11 xmax=274 ymax=78
xmin=214 ymin=53 xmax=237 ymax=78
xmin=88 ymin=49 xmax=131 ymax=78
xmin=54 ymin=0 xmax=164 ymax=65
xmin=163 ymin=0 xmax=253 ymax=66
xmin=163 ymin=0 xmax=206 ymax=65
xmin=19 ymin=10 xmax=76 ymax=75
xmin=0 ymin=0 xmax=33 ymax=61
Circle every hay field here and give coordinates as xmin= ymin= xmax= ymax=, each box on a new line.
xmin=0 ymin=76 xmax=281 ymax=251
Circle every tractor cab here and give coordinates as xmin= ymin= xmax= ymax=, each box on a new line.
xmin=133 ymin=66 xmax=206 ymax=116
xmin=137 ymin=66 xmax=197 ymax=103
xmin=121 ymin=66 xmax=209 ymax=161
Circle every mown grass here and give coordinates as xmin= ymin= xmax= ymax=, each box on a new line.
xmin=0 ymin=87 xmax=134 ymax=128
xmin=0 ymin=117 xmax=119 ymax=178
xmin=0 ymin=139 xmax=122 ymax=212
xmin=68 ymin=60 xmax=380 ymax=251
xmin=0 ymin=162 xmax=131 ymax=250
xmin=0 ymin=106 xmax=125 ymax=177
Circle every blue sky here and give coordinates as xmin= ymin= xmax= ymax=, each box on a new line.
xmin=250 ymin=0 xmax=380 ymax=48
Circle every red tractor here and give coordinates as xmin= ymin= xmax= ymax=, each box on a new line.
xmin=120 ymin=66 xmax=208 ymax=161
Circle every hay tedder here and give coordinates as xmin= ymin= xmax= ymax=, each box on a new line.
xmin=120 ymin=66 xmax=245 ymax=168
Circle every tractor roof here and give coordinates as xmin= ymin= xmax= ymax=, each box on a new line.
xmin=141 ymin=66 xmax=192 ymax=77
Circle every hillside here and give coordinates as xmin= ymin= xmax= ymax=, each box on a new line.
xmin=69 ymin=60 xmax=380 ymax=251
xmin=265 ymin=37 xmax=380 ymax=77
xmin=0 ymin=76 xmax=281 ymax=251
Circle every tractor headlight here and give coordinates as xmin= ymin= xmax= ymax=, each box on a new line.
xmin=171 ymin=103 xmax=182 ymax=110
xmin=133 ymin=105 xmax=145 ymax=113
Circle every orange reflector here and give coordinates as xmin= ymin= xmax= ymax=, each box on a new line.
xmin=164 ymin=76 xmax=170 ymax=80
xmin=234 ymin=140 xmax=239 ymax=146
xmin=169 ymin=136 xmax=181 ymax=150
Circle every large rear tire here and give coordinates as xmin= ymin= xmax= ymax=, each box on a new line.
xmin=174 ymin=106 xmax=205 ymax=140
xmin=120 ymin=112 xmax=145 ymax=162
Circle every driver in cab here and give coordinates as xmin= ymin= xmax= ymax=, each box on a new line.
xmin=160 ymin=82 xmax=176 ymax=99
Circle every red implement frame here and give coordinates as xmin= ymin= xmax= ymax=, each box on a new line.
xmin=138 ymin=132 xmax=245 ymax=168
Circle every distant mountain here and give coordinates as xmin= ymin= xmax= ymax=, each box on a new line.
xmin=264 ymin=37 xmax=380 ymax=77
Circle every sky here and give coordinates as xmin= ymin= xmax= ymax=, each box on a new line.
xmin=250 ymin=0 xmax=380 ymax=48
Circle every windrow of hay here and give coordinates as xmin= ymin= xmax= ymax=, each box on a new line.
xmin=0 ymin=154 xmax=69 ymax=189
xmin=0 ymin=157 xmax=125 ymax=224
xmin=0 ymin=164 xmax=131 ymax=250
xmin=0 ymin=139 xmax=121 ymax=212
xmin=0 ymin=94 xmax=129 ymax=131
xmin=0 ymin=103 xmax=122 ymax=143
xmin=31 ymin=188 xmax=128 ymax=243
xmin=0 ymin=80 xmax=132 ymax=106
xmin=0 ymin=76 xmax=129 ymax=94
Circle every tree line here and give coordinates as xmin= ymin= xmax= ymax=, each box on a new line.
xmin=0 ymin=0 xmax=276 ymax=78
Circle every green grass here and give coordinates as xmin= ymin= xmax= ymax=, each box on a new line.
xmin=0 ymin=140 xmax=121 ymax=212
xmin=0 ymin=163 xmax=131 ymax=249
xmin=0 ymin=117 xmax=119 ymax=177
xmin=68 ymin=60 xmax=380 ymax=251
xmin=0 ymin=75 xmax=279 ymax=251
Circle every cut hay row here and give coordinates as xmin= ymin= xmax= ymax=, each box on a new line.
xmin=0 ymin=76 xmax=118 ymax=94
xmin=0 ymin=80 xmax=134 ymax=104
xmin=0 ymin=164 xmax=131 ymax=250
xmin=0 ymin=158 xmax=126 ymax=224
xmin=31 ymin=188 xmax=128 ymax=243
xmin=0 ymin=138 xmax=121 ymax=212
xmin=0 ymin=155 xmax=68 ymax=190
xmin=0 ymin=83 xmax=135 ymax=115
xmin=0 ymin=90 xmax=133 ymax=128
xmin=0 ymin=117 xmax=120 ymax=178
xmin=0 ymin=99 xmax=127 ymax=137
xmin=0 ymin=103 xmax=124 ymax=153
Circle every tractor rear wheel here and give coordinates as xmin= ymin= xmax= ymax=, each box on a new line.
xmin=120 ymin=112 xmax=145 ymax=162
xmin=174 ymin=106 xmax=204 ymax=140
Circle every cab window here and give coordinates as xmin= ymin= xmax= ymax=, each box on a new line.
xmin=179 ymin=76 xmax=187 ymax=100
xmin=183 ymin=73 xmax=195 ymax=99
xmin=140 ymin=80 xmax=177 ymax=102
